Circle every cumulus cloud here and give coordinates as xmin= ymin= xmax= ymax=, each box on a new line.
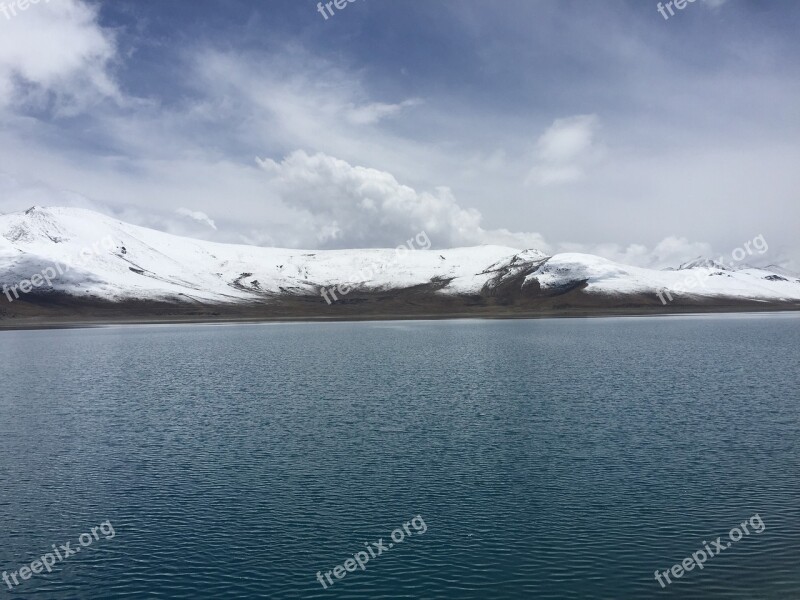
xmin=175 ymin=208 xmax=217 ymax=230
xmin=0 ymin=0 xmax=119 ymax=113
xmin=526 ymin=114 xmax=603 ymax=186
xmin=257 ymin=150 xmax=549 ymax=251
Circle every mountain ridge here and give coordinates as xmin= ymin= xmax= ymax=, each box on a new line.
xmin=1 ymin=206 xmax=799 ymax=326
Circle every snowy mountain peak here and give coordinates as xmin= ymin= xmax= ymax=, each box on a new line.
xmin=678 ymin=257 xmax=731 ymax=271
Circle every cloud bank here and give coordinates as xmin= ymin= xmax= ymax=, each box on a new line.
xmin=257 ymin=150 xmax=548 ymax=251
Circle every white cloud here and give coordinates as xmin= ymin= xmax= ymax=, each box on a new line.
xmin=649 ymin=236 xmax=715 ymax=267
xmin=526 ymin=114 xmax=603 ymax=186
xmin=536 ymin=114 xmax=598 ymax=162
xmin=556 ymin=236 xmax=715 ymax=269
xmin=0 ymin=0 xmax=119 ymax=113
xmin=345 ymin=98 xmax=423 ymax=125
xmin=257 ymin=150 xmax=549 ymax=251
xmin=175 ymin=207 xmax=217 ymax=230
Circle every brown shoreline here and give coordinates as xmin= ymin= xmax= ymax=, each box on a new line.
xmin=1 ymin=291 xmax=798 ymax=332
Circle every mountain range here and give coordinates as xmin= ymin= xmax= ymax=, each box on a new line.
xmin=1 ymin=206 xmax=798 ymax=327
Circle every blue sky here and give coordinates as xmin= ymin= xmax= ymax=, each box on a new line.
xmin=1 ymin=0 xmax=798 ymax=268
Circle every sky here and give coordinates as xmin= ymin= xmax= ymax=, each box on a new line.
xmin=0 ymin=0 xmax=798 ymax=269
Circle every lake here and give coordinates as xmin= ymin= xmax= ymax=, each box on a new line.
xmin=1 ymin=314 xmax=798 ymax=598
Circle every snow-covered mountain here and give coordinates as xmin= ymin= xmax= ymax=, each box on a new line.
xmin=1 ymin=207 xmax=799 ymax=317
xmin=677 ymin=257 xmax=732 ymax=271
xmin=0 ymin=206 xmax=550 ymax=304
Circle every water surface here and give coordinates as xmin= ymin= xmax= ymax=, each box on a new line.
xmin=1 ymin=314 xmax=798 ymax=598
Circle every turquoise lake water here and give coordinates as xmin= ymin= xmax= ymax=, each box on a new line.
xmin=1 ymin=314 xmax=798 ymax=598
